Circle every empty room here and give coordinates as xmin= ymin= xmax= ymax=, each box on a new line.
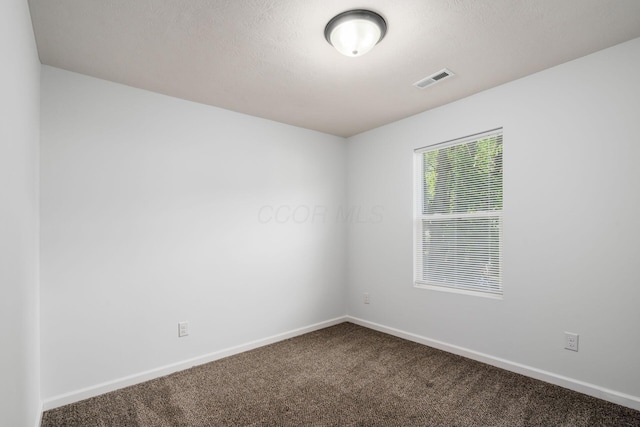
xmin=2 ymin=0 xmax=640 ymax=426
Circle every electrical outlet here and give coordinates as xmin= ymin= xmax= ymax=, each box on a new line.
xmin=564 ymin=332 xmax=578 ymax=352
xmin=363 ymin=293 xmax=370 ymax=304
xmin=178 ymin=321 xmax=189 ymax=337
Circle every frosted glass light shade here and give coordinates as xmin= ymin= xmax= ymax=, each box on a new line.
xmin=325 ymin=10 xmax=387 ymax=57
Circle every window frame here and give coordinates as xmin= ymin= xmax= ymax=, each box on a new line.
xmin=413 ymin=128 xmax=503 ymax=298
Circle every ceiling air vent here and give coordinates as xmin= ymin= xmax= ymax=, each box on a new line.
xmin=413 ymin=68 xmax=455 ymax=89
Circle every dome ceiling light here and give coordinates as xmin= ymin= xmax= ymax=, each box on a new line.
xmin=324 ymin=10 xmax=387 ymax=57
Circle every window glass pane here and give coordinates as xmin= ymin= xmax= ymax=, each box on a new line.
xmin=422 ymin=136 xmax=503 ymax=215
xmin=420 ymin=216 xmax=501 ymax=293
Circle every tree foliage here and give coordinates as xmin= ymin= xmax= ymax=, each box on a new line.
xmin=423 ymin=137 xmax=503 ymax=215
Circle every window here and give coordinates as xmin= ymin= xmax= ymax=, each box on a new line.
xmin=414 ymin=129 xmax=503 ymax=296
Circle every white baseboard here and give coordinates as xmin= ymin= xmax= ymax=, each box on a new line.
xmin=40 ymin=315 xmax=640 ymax=413
xmin=42 ymin=316 xmax=348 ymax=411
xmin=347 ymin=316 xmax=640 ymax=412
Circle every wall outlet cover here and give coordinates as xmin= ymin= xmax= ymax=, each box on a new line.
xmin=178 ymin=321 xmax=189 ymax=337
xmin=564 ymin=332 xmax=578 ymax=352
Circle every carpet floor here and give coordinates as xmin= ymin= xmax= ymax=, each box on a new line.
xmin=42 ymin=322 xmax=640 ymax=426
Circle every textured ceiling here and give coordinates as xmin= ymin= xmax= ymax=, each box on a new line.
xmin=28 ymin=0 xmax=640 ymax=137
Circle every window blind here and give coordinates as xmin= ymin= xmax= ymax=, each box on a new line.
xmin=414 ymin=129 xmax=503 ymax=295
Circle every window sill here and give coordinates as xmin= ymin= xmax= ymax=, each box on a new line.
xmin=414 ymin=283 xmax=503 ymax=300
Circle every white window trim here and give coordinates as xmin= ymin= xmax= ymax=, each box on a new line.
xmin=413 ymin=128 xmax=503 ymax=298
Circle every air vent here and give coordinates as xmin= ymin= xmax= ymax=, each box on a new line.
xmin=413 ymin=68 xmax=455 ymax=89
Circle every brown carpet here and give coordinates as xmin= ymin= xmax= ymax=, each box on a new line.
xmin=42 ymin=322 xmax=640 ymax=426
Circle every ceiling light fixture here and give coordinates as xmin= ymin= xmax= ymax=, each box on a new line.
xmin=325 ymin=10 xmax=387 ymax=57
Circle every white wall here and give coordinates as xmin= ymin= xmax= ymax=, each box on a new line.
xmin=40 ymin=66 xmax=346 ymax=400
xmin=347 ymin=37 xmax=640 ymax=405
xmin=0 ymin=0 xmax=41 ymax=426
